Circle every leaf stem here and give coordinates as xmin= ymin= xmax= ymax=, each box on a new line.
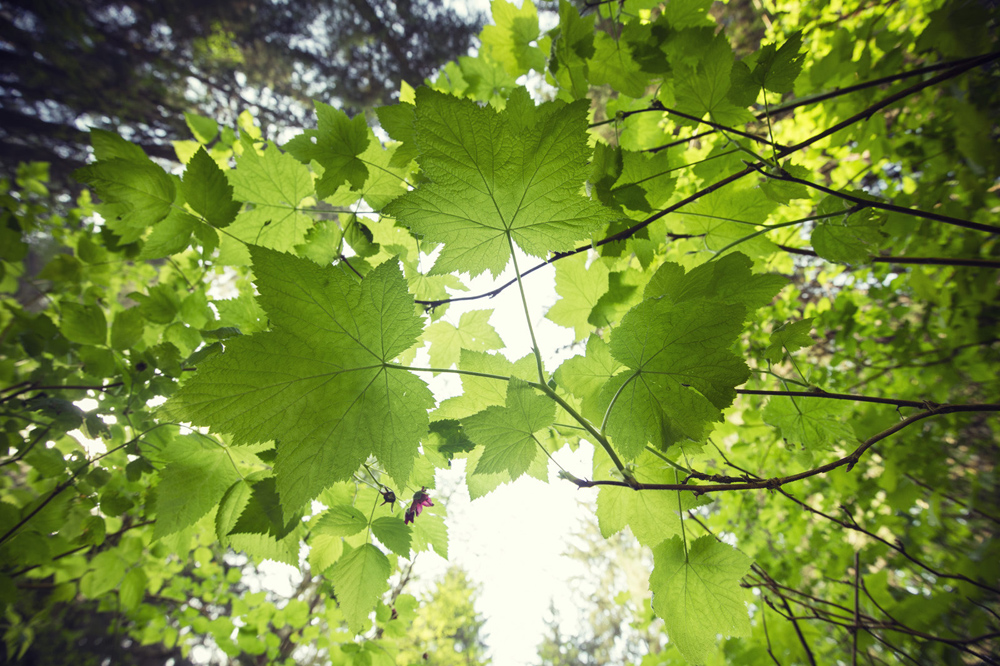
xmin=645 ymin=445 xmax=691 ymax=474
xmin=385 ymin=364 xmax=511 ymax=383
xmin=537 ymin=383 xmax=632 ymax=483
xmin=600 ymin=370 xmax=640 ymax=435
xmin=675 ymin=468 xmax=689 ymax=561
xmin=506 ymin=233 xmax=546 ymax=384
xmin=761 ymin=89 xmax=781 ymax=167
xmin=533 ymin=435 xmax=570 ymax=478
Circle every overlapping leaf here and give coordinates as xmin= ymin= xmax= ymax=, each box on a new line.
xmin=599 ymin=254 xmax=784 ymax=458
xmin=168 ymin=247 xmax=432 ymax=513
xmin=383 ymin=87 xmax=616 ymax=277
xmin=594 ymin=448 xmax=708 ymax=547
xmin=284 ymin=101 xmax=370 ymax=198
xmin=227 ymin=142 xmax=315 ymax=251
xmin=650 ymin=536 xmax=752 ymax=664
xmin=464 ymin=377 xmax=554 ymax=480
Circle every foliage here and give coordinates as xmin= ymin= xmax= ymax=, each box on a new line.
xmin=2 ymin=0 xmax=1000 ymax=664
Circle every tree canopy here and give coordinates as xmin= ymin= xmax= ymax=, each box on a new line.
xmin=0 ymin=0 xmax=482 ymax=186
xmin=1 ymin=0 xmax=999 ymax=664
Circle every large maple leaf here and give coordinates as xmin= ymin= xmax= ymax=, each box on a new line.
xmin=383 ymin=87 xmax=617 ymax=278
xmin=168 ymin=248 xmax=432 ymax=513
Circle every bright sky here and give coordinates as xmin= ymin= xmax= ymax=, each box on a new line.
xmin=408 ymin=1 xmax=593 ymax=657
xmin=412 ymin=253 xmax=599 ymax=665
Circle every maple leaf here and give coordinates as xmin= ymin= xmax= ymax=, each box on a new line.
xmin=594 ymin=448 xmax=708 ymax=547
xmin=227 ymin=142 xmax=315 ymax=252
xmin=650 ymin=535 xmax=752 ymax=665
xmin=283 ymin=101 xmax=370 ymax=198
xmin=545 ymin=253 xmax=609 ymax=342
xmin=549 ymin=0 xmax=595 ymax=99
xmin=464 ymin=377 xmax=555 ymax=480
xmin=383 ymin=87 xmax=616 ymax=277
xmin=729 ymin=31 xmax=805 ymax=106
xmin=601 ymin=298 xmax=750 ymax=458
xmin=598 ymin=254 xmax=784 ymax=457
xmin=168 ymin=248 xmax=432 ymax=514
xmin=153 ymin=435 xmax=242 ymax=539
xmin=764 ymin=318 xmax=816 ymax=363
xmin=422 ymin=309 xmax=504 ymax=370
xmin=588 ymin=32 xmax=648 ymax=98
xmin=480 ymin=0 xmax=549 ymax=77
xmin=763 ymin=396 xmax=856 ymax=450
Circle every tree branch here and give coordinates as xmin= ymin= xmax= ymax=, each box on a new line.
xmin=564 ymin=403 xmax=1000 ymax=493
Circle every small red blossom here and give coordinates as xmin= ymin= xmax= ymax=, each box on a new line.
xmin=404 ymin=487 xmax=434 ymax=525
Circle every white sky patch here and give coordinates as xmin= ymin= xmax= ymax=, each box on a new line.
xmin=413 ymin=244 xmax=597 ymax=664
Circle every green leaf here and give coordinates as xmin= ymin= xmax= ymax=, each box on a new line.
xmin=812 ymin=208 xmax=887 ymax=264
xmin=227 ymin=142 xmax=315 ymax=252
xmin=333 ymin=140 xmax=410 ymax=211
xmin=284 ymin=102 xmax=370 ymax=198
xmin=384 ymin=87 xmax=614 ymax=278
xmin=90 ymin=128 xmax=150 ymax=163
xmin=545 ymin=253 xmax=609 ymax=342
xmin=613 ymin=150 xmax=677 ymax=211
xmin=376 ymin=102 xmax=418 ymax=168
xmin=644 ymin=252 xmax=787 ymax=310
xmin=434 ymin=350 xmax=535 ymax=421
xmin=330 ymin=544 xmax=391 ymax=634
xmin=762 ymin=396 xmax=856 ymax=450
xmin=138 ymin=207 xmax=200 ymax=260
xmin=61 ymin=303 xmax=107 ymax=346
xmin=308 ymin=533 xmax=344 ymax=574
xmin=554 ymin=336 xmax=623 ymax=423
xmin=409 ymin=504 xmax=449 ymax=557
xmin=731 ymin=32 xmax=804 ymax=105
xmin=764 ymin=318 xmax=816 ymax=363
xmin=119 ymin=568 xmax=148 ymax=611
xmin=602 ymin=293 xmax=750 ymax=457
xmin=759 ymin=161 xmax=811 ymax=203
xmin=588 ymin=32 xmax=648 ymax=98
xmin=216 ymin=480 xmax=254 ymax=541
xmin=480 ymin=0 xmax=548 ymax=77
xmin=423 ymin=309 xmax=504 ymax=370
xmin=131 ymin=284 xmax=179 ymax=325
xmin=676 ymin=184 xmax=780 ymax=258
xmin=185 ymin=111 xmax=219 ymax=144
xmin=672 ymin=33 xmax=749 ymax=125
xmin=229 ymin=477 xmax=300 ymax=539
xmin=153 ymin=436 xmax=242 ymax=539
xmin=79 ymin=550 xmax=126 ymax=599
xmin=314 ymin=505 xmax=368 ymax=537
xmin=465 ymin=378 xmax=555 ymax=480
xmin=181 ymin=147 xmax=241 ymax=228
xmin=74 ymin=158 xmax=175 ymax=232
xmin=169 ymin=248 xmax=432 ymax=513
xmin=549 ymin=0 xmax=595 ymax=99
xmin=595 ymin=449 xmax=707 ymax=547
xmin=371 ymin=516 xmax=411 ymax=557
xmin=650 ymin=535 xmax=752 ymax=665
xmin=229 ymin=530 xmax=300 ymax=567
